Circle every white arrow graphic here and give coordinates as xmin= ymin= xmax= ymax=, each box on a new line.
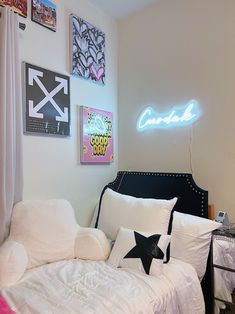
xmin=55 ymin=77 xmax=68 ymax=95
xmin=29 ymin=68 xmax=43 ymax=85
xmin=28 ymin=68 xmax=69 ymax=122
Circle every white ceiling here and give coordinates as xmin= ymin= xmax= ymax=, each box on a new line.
xmin=88 ymin=0 xmax=157 ymax=19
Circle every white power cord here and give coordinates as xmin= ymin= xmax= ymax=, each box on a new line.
xmin=189 ymin=124 xmax=194 ymax=175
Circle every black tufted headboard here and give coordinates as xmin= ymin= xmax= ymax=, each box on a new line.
xmin=107 ymin=171 xmax=208 ymax=218
xmin=96 ymin=171 xmax=212 ymax=314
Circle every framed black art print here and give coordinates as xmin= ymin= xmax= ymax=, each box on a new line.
xmin=23 ymin=63 xmax=70 ymax=137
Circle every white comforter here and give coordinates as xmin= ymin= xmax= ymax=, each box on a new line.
xmin=1 ymin=258 xmax=204 ymax=314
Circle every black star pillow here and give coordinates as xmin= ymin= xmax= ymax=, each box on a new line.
xmin=108 ymin=227 xmax=171 ymax=277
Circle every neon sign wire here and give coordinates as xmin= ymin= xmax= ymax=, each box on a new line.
xmin=137 ymin=100 xmax=200 ymax=131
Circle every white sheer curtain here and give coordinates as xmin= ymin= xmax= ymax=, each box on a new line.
xmin=0 ymin=7 xmax=23 ymax=245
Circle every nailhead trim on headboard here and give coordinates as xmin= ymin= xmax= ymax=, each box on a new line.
xmin=108 ymin=171 xmax=207 ymax=218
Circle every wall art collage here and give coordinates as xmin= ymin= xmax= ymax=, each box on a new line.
xmin=0 ymin=1 xmax=112 ymax=163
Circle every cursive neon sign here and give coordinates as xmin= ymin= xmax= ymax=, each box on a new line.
xmin=137 ymin=100 xmax=200 ymax=131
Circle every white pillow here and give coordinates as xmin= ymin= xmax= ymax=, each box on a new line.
xmin=9 ymin=199 xmax=79 ymax=268
xmin=0 ymin=241 xmax=28 ymax=287
xmin=170 ymin=211 xmax=221 ymax=280
xmin=75 ymin=227 xmax=111 ymax=261
xmin=98 ymin=188 xmax=177 ymax=240
xmin=108 ymin=227 xmax=171 ymax=277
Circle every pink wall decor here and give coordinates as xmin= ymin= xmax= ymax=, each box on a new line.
xmin=0 ymin=295 xmax=15 ymax=314
xmin=80 ymin=106 xmax=113 ymax=164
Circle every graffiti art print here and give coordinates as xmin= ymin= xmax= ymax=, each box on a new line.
xmin=80 ymin=106 xmax=113 ymax=163
xmin=24 ymin=63 xmax=70 ymax=137
xmin=31 ymin=0 xmax=56 ymax=32
xmin=71 ymin=14 xmax=105 ymax=85
xmin=0 ymin=0 xmax=27 ymax=17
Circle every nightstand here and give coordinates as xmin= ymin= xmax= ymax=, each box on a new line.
xmin=212 ymin=228 xmax=235 ymax=314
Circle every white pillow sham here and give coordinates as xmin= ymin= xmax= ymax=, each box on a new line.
xmin=170 ymin=211 xmax=221 ymax=280
xmin=108 ymin=227 xmax=171 ymax=277
xmin=97 ymin=188 xmax=177 ymax=240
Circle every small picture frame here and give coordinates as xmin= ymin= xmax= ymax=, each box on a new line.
xmin=0 ymin=0 xmax=27 ymax=17
xmin=31 ymin=0 xmax=56 ymax=32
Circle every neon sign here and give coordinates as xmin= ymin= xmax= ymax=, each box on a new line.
xmin=137 ymin=100 xmax=200 ymax=131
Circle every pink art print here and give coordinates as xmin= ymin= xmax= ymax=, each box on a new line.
xmin=80 ymin=106 xmax=113 ymax=163
xmin=0 ymin=295 xmax=15 ymax=314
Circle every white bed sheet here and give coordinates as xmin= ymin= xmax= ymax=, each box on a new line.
xmin=1 ymin=258 xmax=204 ymax=314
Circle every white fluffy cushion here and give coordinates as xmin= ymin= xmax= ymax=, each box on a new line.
xmin=98 ymin=188 xmax=177 ymax=240
xmin=75 ymin=227 xmax=111 ymax=260
xmin=171 ymin=211 xmax=221 ymax=280
xmin=108 ymin=227 xmax=171 ymax=277
xmin=0 ymin=241 xmax=28 ymax=287
xmin=9 ymin=199 xmax=79 ymax=268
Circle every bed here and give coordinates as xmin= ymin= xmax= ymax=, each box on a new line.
xmin=0 ymin=171 xmax=219 ymax=314
xmin=1 ymin=258 xmax=204 ymax=314
xmin=96 ymin=171 xmax=213 ymax=313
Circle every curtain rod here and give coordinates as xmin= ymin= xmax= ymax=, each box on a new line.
xmin=0 ymin=11 xmax=26 ymax=30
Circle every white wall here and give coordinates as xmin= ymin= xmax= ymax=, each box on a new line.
xmin=19 ymin=0 xmax=118 ymax=226
xmin=118 ymin=0 xmax=235 ymax=221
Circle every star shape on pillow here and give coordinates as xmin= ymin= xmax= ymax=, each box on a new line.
xmin=123 ymin=231 xmax=164 ymax=274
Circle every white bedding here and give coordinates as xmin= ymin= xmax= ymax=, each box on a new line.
xmin=213 ymin=235 xmax=235 ymax=314
xmin=1 ymin=257 xmax=204 ymax=314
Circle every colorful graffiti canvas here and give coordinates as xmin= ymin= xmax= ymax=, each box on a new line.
xmin=31 ymin=0 xmax=57 ymax=32
xmin=71 ymin=14 xmax=105 ymax=85
xmin=0 ymin=0 xmax=27 ymax=17
xmin=80 ymin=106 xmax=113 ymax=163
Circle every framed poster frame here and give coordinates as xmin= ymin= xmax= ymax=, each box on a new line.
xmin=0 ymin=0 xmax=27 ymax=17
xmin=70 ymin=14 xmax=105 ymax=85
xmin=23 ymin=62 xmax=70 ymax=137
xmin=31 ymin=0 xmax=57 ymax=32
xmin=80 ymin=106 xmax=113 ymax=164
